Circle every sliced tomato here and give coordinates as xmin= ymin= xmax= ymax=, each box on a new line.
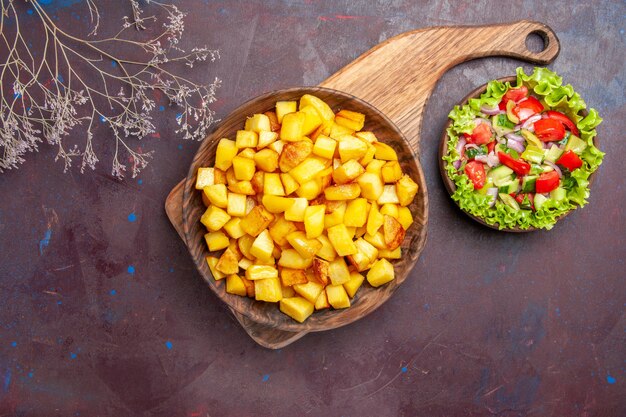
xmin=464 ymin=161 xmax=486 ymax=189
xmin=512 ymin=96 xmax=544 ymax=122
xmin=497 ymin=152 xmax=531 ymax=176
xmin=546 ymin=110 xmax=579 ymax=136
xmin=556 ymin=150 xmax=583 ymax=171
xmin=468 ymin=123 xmax=493 ymax=145
xmin=498 ymin=86 xmax=528 ymax=110
xmin=487 ymin=140 xmax=496 ymax=154
xmin=535 ymin=171 xmax=560 ymax=193
xmin=534 ymin=118 xmax=566 ymax=142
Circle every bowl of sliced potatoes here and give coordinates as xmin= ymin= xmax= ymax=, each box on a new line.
xmin=182 ymin=87 xmax=427 ymax=331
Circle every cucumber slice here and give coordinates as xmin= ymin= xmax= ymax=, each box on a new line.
xmin=521 ymin=175 xmax=538 ymax=193
xmin=534 ymin=194 xmax=548 ymax=210
xmin=499 ymin=193 xmax=520 ymax=210
xmin=521 ymin=146 xmax=544 ymax=164
xmin=544 ymin=144 xmax=564 ymax=163
xmin=564 ymin=134 xmax=587 ymax=154
xmin=486 ymin=165 xmax=514 ymax=184
xmin=498 ymin=179 xmax=520 ymax=194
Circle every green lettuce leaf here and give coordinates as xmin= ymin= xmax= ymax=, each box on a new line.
xmin=443 ymin=67 xmax=604 ymax=230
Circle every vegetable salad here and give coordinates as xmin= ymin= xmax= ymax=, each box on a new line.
xmin=443 ymin=67 xmax=604 ymax=230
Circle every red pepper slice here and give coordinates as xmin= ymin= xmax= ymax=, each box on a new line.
xmin=546 ymin=110 xmax=579 ymax=136
xmin=464 ymin=160 xmax=486 ymax=190
xmin=512 ymin=96 xmax=544 ymax=122
xmin=535 ymin=171 xmax=560 ymax=193
xmin=468 ymin=123 xmax=493 ymax=145
xmin=497 ymin=152 xmax=531 ymax=176
xmin=556 ymin=150 xmax=583 ymax=171
xmin=487 ymin=140 xmax=496 ymax=154
xmin=534 ymin=118 xmax=566 ymax=142
xmin=498 ymin=86 xmax=528 ymax=110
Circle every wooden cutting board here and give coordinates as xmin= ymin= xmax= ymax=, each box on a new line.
xmin=165 ymin=20 xmax=560 ymax=349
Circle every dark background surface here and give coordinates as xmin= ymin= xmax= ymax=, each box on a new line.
xmin=1 ymin=1 xmax=624 ymax=416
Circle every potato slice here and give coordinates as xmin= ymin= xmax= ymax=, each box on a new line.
xmin=276 ymin=101 xmax=297 ymax=123
xmin=284 ymin=197 xmax=308 ymax=222
xmin=278 ymin=249 xmax=313 ymax=269
xmin=335 ymin=109 xmax=365 ymax=131
xmin=249 ymin=229 xmax=274 ymax=261
xmin=290 ymin=157 xmax=328 ymax=185
xmin=280 ymin=173 xmax=300 ymax=195
xmin=286 ymin=231 xmax=323 ymax=258
xmin=280 ymin=268 xmax=308 ymax=287
xmin=372 ymin=142 xmax=398 ymax=160
xmin=215 ymin=139 xmax=238 ymax=171
xmin=311 ymin=258 xmax=330 ymax=286
xmin=299 ymin=94 xmax=335 ymax=121
xmin=344 ymin=198 xmax=368 ymax=228
xmin=377 ymin=184 xmax=400 ymax=205
xmin=280 ymin=297 xmax=314 ymax=322
xmin=324 ymin=183 xmax=361 ymax=201
xmin=280 ymin=112 xmax=305 ymax=141
xmin=240 ymin=205 xmax=274 ymax=237
xmin=244 ymin=114 xmax=271 ymax=133
xmin=196 ymin=167 xmax=215 ymax=189
xmin=328 ymin=257 xmax=351 ymax=285
xmin=293 ymin=280 xmax=324 ymax=304
xmin=258 ymin=131 xmax=279 ymax=149
xmin=232 ymin=156 xmax=255 ymax=181
xmin=264 ymin=111 xmax=281 ymax=132
xmin=314 ymin=290 xmax=331 ymax=310
xmin=327 ymin=224 xmax=357 ymax=256
xmin=216 ymin=246 xmax=241 ymax=275
xmin=381 ymin=161 xmax=403 ymax=183
xmin=338 ymin=137 xmax=368 ymax=162
xmin=383 ymin=215 xmax=405 ymax=250
xmin=245 ymin=265 xmax=279 ymax=281
xmin=313 ymin=136 xmax=337 ymax=159
xmin=367 ymin=258 xmax=395 ymax=287
xmin=261 ymin=195 xmax=295 ymax=214
xmin=203 ymin=184 xmax=228 ymax=208
xmin=254 ymin=277 xmax=283 ymax=302
xmin=315 ymin=235 xmax=337 ymax=262
xmin=326 ymin=284 xmax=350 ymax=309
xmin=206 ymin=256 xmax=226 ymax=280
xmin=226 ymin=274 xmax=248 ymax=296
xmin=343 ymin=271 xmax=365 ymax=298
xmin=333 ymin=159 xmax=365 ymax=185
xmin=227 ymin=193 xmax=247 ymax=217
xmin=304 ymin=205 xmax=325 ymax=239
xmin=254 ymin=148 xmax=279 ymax=172
xmin=279 ymin=140 xmax=313 ymax=172
xmin=396 ymin=174 xmax=419 ymax=207
xmin=236 ymin=130 xmax=258 ymax=148
xmin=204 ymin=231 xmax=230 ymax=252
xmin=366 ymin=201 xmax=384 ymax=236
xmin=200 ymin=206 xmax=231 ymax=231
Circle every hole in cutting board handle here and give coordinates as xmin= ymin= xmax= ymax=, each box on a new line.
xmin=525 ymin=30 xmax=548 ymax=53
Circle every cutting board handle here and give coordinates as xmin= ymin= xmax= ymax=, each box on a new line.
xmin=321 ymin=20 xmax=560 ymax=157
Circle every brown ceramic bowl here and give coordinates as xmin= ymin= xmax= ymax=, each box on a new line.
xmin=182 ymin=87 xmax=428 ymax=332
xmin=438 ymin=76 xmax=594 ymax=232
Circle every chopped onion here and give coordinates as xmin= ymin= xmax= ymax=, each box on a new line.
xmin=480 ymin=105 xmax=501 ymax=116
xmin=475 ymin=153 xmax=500 ymax=167
xmin=465 ymin=143 xmax=479 ymax=150
xmin=505 ymin=133 xmax=524 ymax=143
xmin=453 ymin=160 xmax=461 ymax=170
xmin=522 ymin=114 xmax=542 ymax=130
xmin=486 ymin=187 xmax=498 ymax=207
xmin=474 ymin=118 xmax=492 ymax=127
xmin=507 ymin=138 xmax=526 ymax=154
xmin=544 ymin=160 xmax=562 ymax=178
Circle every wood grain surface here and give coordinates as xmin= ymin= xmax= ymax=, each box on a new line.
xmin=166 ymin=21 xmax=559 ymax=347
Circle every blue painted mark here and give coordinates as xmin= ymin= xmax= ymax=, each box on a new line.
xmin=555 ymin=307 xmax=560 ymax=317
xmin=39 ymin=228 xmax=52 ymax=255
xmin=423 ymin=303 xmax=430 ymax=311
xmin=620 ymin=29 xmax=624 ymax=35
xmin=401 ymin=366 xmax=408 ymax=373
xmin=111 ymin=60 xmax=117 ymax=68
xmin=13 ymin=92 xmax=21 ymax=99
xmin=165 ymin=341 xmax=173 ymax=350
xmin=57 ymin=301 xmax=62 ymax=305
xmin=262 ymin=374 xmax=270 ymax=382
xmin=28 ymin=372 xmax=34 ymax=378
xmin=176 ymin=113 xmax=183 ymax=120
xmin=110 ymin=289 xmax=117 ymax=296
xmin=178 ymin=144 xmax=183 ymax=150
xmin=69 ymin=352 xmax=77 ymax=359
xmin=169 ymin=267 xmax=174 ymax=273
xmin=127 ymin=265 xmax=135 ymax=274
xmin=57 ymin=74 xmax=64 ymax=83
xmin=10 ymin=341 xmax=17 ymax=347
xmin=607 ymin=374 xmax=616 ymax=384
xmin=39 ymin=0 xmax=83 ymax=12
xmin=39 ymin=0 xmax=52 ymax=4
xmin=3 ymin=369 xmax=11 ymax=393
xmin=100 ymin=115 xmax=106 ymax=123
xmin=27 ymin=8 xmax=34 ymax=14
xmin=137 ymin=179 xmax=143 ymax=185
xmin=127 ymin=212 xmax=137 ymax=222
xmin=159 ymin=105 xmax=165 ymax=111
